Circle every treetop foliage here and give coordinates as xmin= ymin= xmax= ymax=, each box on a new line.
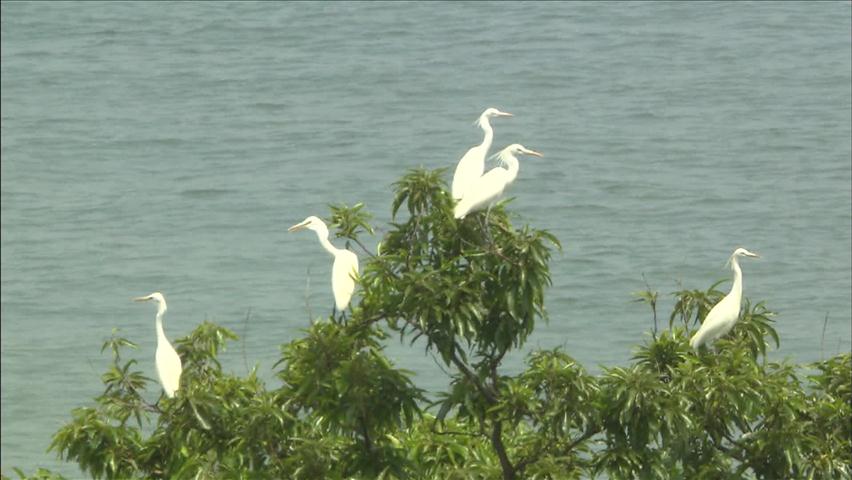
xmin=6 ymin=168 xmax=850 ymax=480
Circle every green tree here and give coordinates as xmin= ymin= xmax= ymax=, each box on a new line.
xmin=7 ymin=168 xmax=850 ymax=480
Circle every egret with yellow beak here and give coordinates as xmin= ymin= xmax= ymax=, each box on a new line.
xmin=289 ymin=216 xmax=359 ymax=313
xmin=454 ymin=143 xmax=543 ymax=219
xmin=451 ymin=107 xmax=513 ymax=201
xmin=690 ymin=248 xmax=760 ymax=350
xmin=133 ymin=292 xmax=182 ymax=398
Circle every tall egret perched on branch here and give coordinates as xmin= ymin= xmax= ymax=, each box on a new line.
xmin=454 ymin=144 xmax=543 ymax=219
xmin=689 ymin=248 xmax=760 ymax=350
xmin=451 ymin=107 xmax=513 ymax=200
xmin=289 ymin=216 xmax=359 ymax=312
xmin=133 ymin=292 xmax=182 ymax=398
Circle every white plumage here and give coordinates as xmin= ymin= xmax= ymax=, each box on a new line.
xmin=689 ymin=248 xmax=760 ymax=350
xmin=133 ymin=292 xmax=182 ymax=398
xmin=289 ymin=216 xmax=359 ymax=312
xmin=454 ymin=144 xmax=543 ymax=219
xmin=451 ymin=107 xmax=513 ymax=201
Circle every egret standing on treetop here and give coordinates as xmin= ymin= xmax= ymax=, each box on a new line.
xmin=289 ymin=216 xmax=359 ymax=313
xmin=689 ymin=248 xmax=760 ymax=350
xmin=133 ymin=292 xmax=182 ymax=398
xmin=454 ymin=144 xmax=543 ymax=219
xmin=451 ymin=107 xmax=513 ymax=201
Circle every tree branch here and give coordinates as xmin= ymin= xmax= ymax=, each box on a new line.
xmin=352 ymin=238 xmax=377 ymax=259
xmin=712 ymin=430 xmax=746 ymax=462
xmin=450 ymin=348 xmax=497 ymax=405
xmin=486 ymin=346 xmax=509 ymax=395
xmin=490 ymin=419 xmax=515 ymax=480
xmin=359 ymin=414 xmax=373 ymax=452
xmin=395 ymin=314 xmax=496 ymax=405
xmin=565 ymin=426 xmax=599 ymax=453
xmin=515 ymin=425 xmax=600 ymax=475
xmin=429 ymin=422 xmax=482 ymax=438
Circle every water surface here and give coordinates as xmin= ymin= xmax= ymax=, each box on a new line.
xmin=2 ymin=1 xmax=850 ymax=475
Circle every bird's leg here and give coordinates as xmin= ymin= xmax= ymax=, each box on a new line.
xmin=147 ymin=396 xmax=164 ymax=414
xmin=331 ymin=305 xmax=350 ymax=324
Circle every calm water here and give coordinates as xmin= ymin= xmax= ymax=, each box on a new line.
xmin=2 ymin=1 xmax=850 ymax=475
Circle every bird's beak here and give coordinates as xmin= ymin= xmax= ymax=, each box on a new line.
xmin=288 ymin=221 xmax=309 ymax=232
xmin=498 ymin=111 xmax=513 ymax=117
xmin=747 ymin=252 xmax=760 ymax=258
xmin=525 ymin=149 xmax=544 ymax=158
xmin=133 ymin=296 xmax=151 ymax=302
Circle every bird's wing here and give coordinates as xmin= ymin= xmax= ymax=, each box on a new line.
xmin=452 ymin=145 xmax=487 ymax=199
xmin=155 ymin=342 xmax=183 ymax=398
xmin=690 ymin=296 xmax=738 ymax=348
xmin=465 ymin=168 xmax=508 ymax=210
xmin=332 ymin=250 xmax=359 ymax=311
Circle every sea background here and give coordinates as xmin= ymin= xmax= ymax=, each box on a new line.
xmin=2 ymin=1 xmax=850 ymax=476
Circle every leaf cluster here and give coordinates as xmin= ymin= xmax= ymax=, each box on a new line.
xmin=14 ymin=168 xmax=850 ymax=480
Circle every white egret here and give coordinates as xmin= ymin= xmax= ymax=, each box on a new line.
xmin=454 ymin=144 xmax=543 ymax=219
xmin=288 ymin=216 xmax=359 ymax=312
xmin=451 ymin=107 xmax=513 ymax=200
xmin=689 ymin=248 xmax=760 ymax=350
xmin=133 ymin=292 xmax=182 ymax=398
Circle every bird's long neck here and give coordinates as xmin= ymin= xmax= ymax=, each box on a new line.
xmin=501 ymin=153 xmax=520 ymax=185
xmin=155 ymin=309 xmax=168 ymax=345
xmin=315 ymin=228 xmax=340 ymax=257
xmin=478 ymin=116 xmax=494 ymax=150
xmin=729 ymin=256 xmax=744 ymax=304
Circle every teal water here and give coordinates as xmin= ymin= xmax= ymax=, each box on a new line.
xmin=2 ymin=1 xmax=850 ymax=475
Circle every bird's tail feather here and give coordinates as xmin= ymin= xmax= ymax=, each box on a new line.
xmin=454 ymin=201 xmax=469 ymax=219
xmin=689 ymin=329 xmax=704 ymax=350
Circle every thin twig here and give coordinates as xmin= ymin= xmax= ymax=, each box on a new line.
xmin=641 ymin=273 xmax=658 ymax=339
xmin=241 ymin=308 xmax=252 ymax=375
xmin=720 ymin=430 xmax=748 ymax=461
xmin=458 ymin=230 xmax=521 ymax=268
xmin=398 ymin=315 xmax=496 ymax=404
xmin=303 ymin=266 xmax=313 ymax=320
xmin=352 ymin=238 xmax=376 ymax=259
xmin=358 ymin=414 xmax=373 ymax=452
xmin=430 ymin=425 xmax=482 ymax=437
xmin=450 ymin=349 xmax=497 ymax=404
xmin=429 ymin=351 xmax=453 ymax=378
